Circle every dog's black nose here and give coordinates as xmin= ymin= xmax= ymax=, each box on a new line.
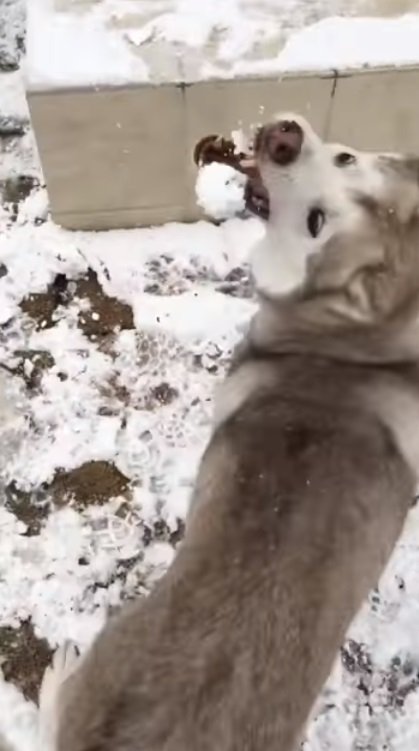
xmin=256 ymin=120 xmax=304 ymax=166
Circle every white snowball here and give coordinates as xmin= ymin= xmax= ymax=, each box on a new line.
xmin=195 ymin=163 xmax=246 ymax=220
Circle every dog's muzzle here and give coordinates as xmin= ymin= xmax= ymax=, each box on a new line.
xmin=255 ymin=120 xmax=304 ymax=166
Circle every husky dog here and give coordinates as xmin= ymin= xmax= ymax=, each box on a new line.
xmin=45 ymin=115 xmax=419 ymax=751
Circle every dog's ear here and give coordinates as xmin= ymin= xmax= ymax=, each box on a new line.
xmin=378 ymin=156 xmax=419 ymax=214
xmin=386 ymin=156 xmax=419 ymax=184
xmin=405 ymin=156 xmax=419 ymax=183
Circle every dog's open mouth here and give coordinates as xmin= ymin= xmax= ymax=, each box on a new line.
xmin=194 ymin=134 xmax=270 ymax=220
xmin=244 ymin=177 xmax=270 ymax=220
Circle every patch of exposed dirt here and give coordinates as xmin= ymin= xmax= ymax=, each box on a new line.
xmin=19 ymin=268 xmax=134 ymax=336
xmin=0 ymin=621 xmax=52 ymax=702
xmin=5 ymin=483 xmax=50 ymax=536
xmin=1 ymin=174 xmax=38 ymax=204
xmin=6 ymin=462 xmax=132 ymax=529
xmin=19 ymin=273 xmax=68 ymax=330
xmin=75 ymin=269 xmax=134 ymax=337
xmin=20 ymin=289 xmax=57 ymax=329
xmin=50 ymin=460 xmax=131 ymax=509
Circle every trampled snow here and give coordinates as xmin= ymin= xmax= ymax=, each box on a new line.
xmin=0 ymin=161 xmax=258 ymax=749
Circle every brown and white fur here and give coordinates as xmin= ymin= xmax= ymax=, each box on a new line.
xmin=41 ymin=114 xmax=419 ymax=751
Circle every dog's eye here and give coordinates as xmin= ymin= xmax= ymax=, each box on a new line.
xmin=307 ymin=208 xmax=326 ymax=238
xmin=334 ymin=152 xmax=356 ymax=167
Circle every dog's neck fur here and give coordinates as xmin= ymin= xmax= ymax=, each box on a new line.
xmin=244 ymin=291 xmax=419 ymax=367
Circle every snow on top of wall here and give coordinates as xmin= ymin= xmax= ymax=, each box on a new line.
xmin=25 ymin=0 xmax=419 ymax=90
xmin=236 ymin=14 xmax=419 ymax=77
xmin=25 ymin=0 xmax=150 ymax=89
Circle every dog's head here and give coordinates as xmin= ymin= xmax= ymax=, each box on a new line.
xmin=251 ymin=113 xmax=419 ymax=325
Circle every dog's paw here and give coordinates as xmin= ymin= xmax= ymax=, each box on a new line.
xmin=38 ymin=642 xmax=80 ymax=751
xmin=244 ymin=176 xmax=270 ymax=220
xmin=39 ymin=642 xmax=79 ymax=709
xmin=52 ymin=641 xmax=80 ymax=681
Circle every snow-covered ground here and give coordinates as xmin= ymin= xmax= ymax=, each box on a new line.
xmin=2 ymin=2 xmax=419 ymax=750
xmin=25 ymin=0 xmax=419 ymax=88
xmin=0 ymin=62 xmax=259 ymax=751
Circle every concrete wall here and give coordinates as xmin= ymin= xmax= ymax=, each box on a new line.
xmin=27 ymin=65 xmax=419 ymax=230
